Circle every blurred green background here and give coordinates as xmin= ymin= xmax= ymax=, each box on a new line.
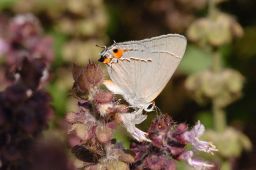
xmin=0 ymin=0 xmax=256 ymax=169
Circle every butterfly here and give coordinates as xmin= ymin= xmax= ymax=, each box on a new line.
xmin=99 ymin=34 xmax=187 ymax=142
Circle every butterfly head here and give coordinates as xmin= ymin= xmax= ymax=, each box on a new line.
xmin=98 ymin=44 xmax=125 ymax=64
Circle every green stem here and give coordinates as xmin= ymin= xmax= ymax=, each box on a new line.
xmin=212 ymin=50 xmax=222 ymax=72
xmin=213 ymin=102 xmax=226 ymax=132
xmin=211 ymin=49 xmax=226 ymax=132
xmin=208 ymin=0 xmax=217 ymax=18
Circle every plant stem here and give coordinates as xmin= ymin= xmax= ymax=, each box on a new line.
xmin=211 ymin=49 xmax=226 ymax=132
xmin=208 ymin=0 xmax=217 ymax=18
xmin=213 ymin=101 xmax=226 ymax=132
xmin=212 ymin=50 xmax=222 ymax=72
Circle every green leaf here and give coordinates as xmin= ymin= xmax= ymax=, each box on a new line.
xmin=196 ymin=111 xmax=214 ymax=129
xmin=221 ymin=161 xmax=232 ymax=170
xmin=47 ymin=83 xmax=68 ymax=116
xmin=176 ymin=161 xmax=193 ymax=170
xmin=179 ymin=45 xmax=212 ymax=74
xmin=0 ymin=0 xmax=17 ymax=10
xmin=49 ymin=31 xmax=67 ymax=68
xmin=114 ymin=127 xmax=130 ymax=149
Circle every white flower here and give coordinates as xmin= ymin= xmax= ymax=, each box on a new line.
xmin=97 ymin=103 xmax=113 ymax=117
xmin=119 ymin=108 xmax=151 ymax=142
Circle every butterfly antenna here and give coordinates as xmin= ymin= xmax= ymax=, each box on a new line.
xmin=96 ymin=44 xmax=107 ymax=49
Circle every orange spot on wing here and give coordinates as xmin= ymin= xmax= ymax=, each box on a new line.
xmin=114 ymin=49 xmax=124 ymax=59
xmin=103 ymin=58 xmax=111 ymax=64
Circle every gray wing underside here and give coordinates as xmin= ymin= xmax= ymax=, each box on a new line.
xmin=108 ymin=34 xmax=187 ymax=103
xmin=117 ymin=34 xmax=187 ymax=60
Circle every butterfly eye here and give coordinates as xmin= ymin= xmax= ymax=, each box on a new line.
xmin=113 ymin=49 xmax=118 ymax=53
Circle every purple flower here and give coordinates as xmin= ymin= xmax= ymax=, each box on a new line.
xmin=179 ymin=151 xmax=214 ymax=169
xmin=0 ymin=14 xmax=54 ymax=78
xmin=144 ymin=154 xmax=176 ymax=170
xmin=0 ymin=14 xmax=55 ymax=169
xmin=148 ymin=114 xmax=173 ymax=147
xmin=67 ymin=63 xmax=218 ymax=170
xmin=131 ymin=115 xmax=217 ymax=170
xmin=0 ymin=58 xmax=53 ymax=169
xmin=30 ymin=138 xmax=75 ymax=170
xmin=72 ymin=63 xmax=103 ymax=95
xmin=0 ymin=38 xmax=8 ymax=56
xmin=67 ymin=63 xmax=134 ymax=169
xmin=182 ymin=121 xmax=218 ymax=154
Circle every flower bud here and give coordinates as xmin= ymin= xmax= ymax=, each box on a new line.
xmin=72 ymin=63 xmax=103 ymax=94
xmin=65 ymin=112 xmax=77 ymax=123
xmin=68 ymin=133 xmax=82 ymax=147
xmin=94 ymin=91 xmax=113 ymax=104
xmin=105 ymin=160 xmax=129 ymax=170
xmin=185 ymin=69 xmax=244 ymax=107
xmin=95 ymin=125 xmax=113 ymax=143
xmin=84 ymin=63 xmax=103 ymax=88
xmin=73 ymin=123 xmax=92 ymax=141
xmin=187 ymin=13 xmax=244 ymax=47
xmin=118 ymin=151 xmax=135 ymax=164
xmin=115 ymin=104 xmax=129 ymax=113
xmin=144 ymin=154 xmax=176 ymax=170
xmin=97 ymin=103 xmax=113 ymax=117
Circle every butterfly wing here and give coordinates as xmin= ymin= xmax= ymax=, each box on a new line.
xmin=137 ymin=50 xmax=182 ymax=102
xmin=108 ymin=34 xmax=187 ymax=103
xmin=106 ymin=34 xmax=186 ymax=142
xmin=107 ymin=34 xmax=187 ymax=104
xmin=107 ymin=51 xmax=180 ymax=104
xmin=117 ymin=34 xmax=186 ymax=61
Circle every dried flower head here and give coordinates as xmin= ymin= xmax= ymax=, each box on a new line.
xmin=0 ymin=14 xmax=54 ymax=170
xmin=0 ymin=14 xmax=53 ymax=86
xmin=131 ymin=114 xmax=217 ymax=170
xmin=0 ymin=38 xmax=8 ymax=56
xmin=94 ymin=91 xmax=113 ymax=104
xmin=68 ymin=63 xmax=218 ymax=170
xmin=67 ymin=63 xmax=134 ymax=169
xmin=72 ymin=63 xmax=103 ymax=95
xmin=185 ymin=68 xmax=244 ymax=108
xmin=148 ymin=0 xmax=207 ymax=32
xmin=30 ymin=137 xmax=75 ymax=170
xmin=187 ymin=12 xmax=243 ymax=46
xmin=0 ymin=58 xmax=52 ymax=169
xmin=9 ymin=14 xmax=42 ymax=47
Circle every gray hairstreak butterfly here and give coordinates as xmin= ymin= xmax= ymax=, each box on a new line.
xmin=99 ymin=34 xmax=187 ymax=142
